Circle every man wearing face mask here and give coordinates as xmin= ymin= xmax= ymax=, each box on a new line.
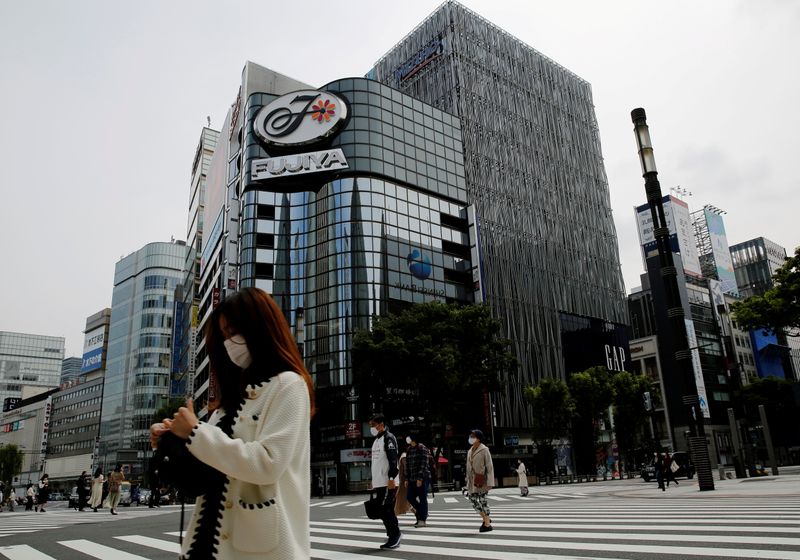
xmin=369 ymin=414 xmax=401 ymax=549
xmin=405 ymin=433 xmax=432 ymax=528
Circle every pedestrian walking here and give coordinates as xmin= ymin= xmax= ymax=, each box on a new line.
xmin=8 ymin=487 xmax=16 ymax=511
xmin=368 ymin=413 xmax=401 ymax=549
xmin=76 ymin=471 xmax=90 ymax=511
xmin=89 ymin=467 xmax=104 ymax=511
xmin=466 ymin=429 xmax=495 ymax=532
xmin=36 ymin=474 xmax=50 ymax=512
xmin=394 ymin=451 xmax=414 ymax=517
xmin=149 ymin=287 xmax=315 ymax=559
xmin=517 ymin=459 xmax=529 ymax=496
xmin=313 ymin=473 xmax=325 ymax=499
xmin=25 ymin=483 xmax=35 ymax=511
xmin=405 ymin=433 xmax=432 ymax=528
xmin=147 ymin=462 xmax=160 ymax=508
xmin=107 ymin=463 xmax=125 ymax=515
xmin=654 ymin=453 xmax=665 ymax=491
xmin=0 ymin=487 xmax=4 ymax=512
xmin=663 ymin=452 xmax=679 ymax=487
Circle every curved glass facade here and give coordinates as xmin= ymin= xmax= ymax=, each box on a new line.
xmin=99 ymin=241 xmax=188 ymax=476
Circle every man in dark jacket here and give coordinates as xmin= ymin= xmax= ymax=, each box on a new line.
xmin=369 ymin=413 xmax=401 ymax=549
xmin=405 ymin=433 xmax=432 ymax=527
xmin=76 ymin=471 xmax=90 ymax=511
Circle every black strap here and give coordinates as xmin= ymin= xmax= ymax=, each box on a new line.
xmin=179 ymin=497 xmax=185 ymax=546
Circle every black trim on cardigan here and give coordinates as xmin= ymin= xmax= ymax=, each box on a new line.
xmin=181 ymin=380 xmax=273 ymax=560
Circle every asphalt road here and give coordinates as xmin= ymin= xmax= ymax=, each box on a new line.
xmin=1 ymin=475 xmax=799 ymax=559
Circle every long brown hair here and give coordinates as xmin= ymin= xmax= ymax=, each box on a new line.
xmin=205 ymin=287 xmax=315 ymax=416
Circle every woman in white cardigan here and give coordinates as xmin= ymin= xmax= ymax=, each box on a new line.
xmin=151 ymin=288 xmax=315 ymax=560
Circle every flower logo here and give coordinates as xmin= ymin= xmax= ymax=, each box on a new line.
xmin=310 ymin=99 xmax=336 ymax=123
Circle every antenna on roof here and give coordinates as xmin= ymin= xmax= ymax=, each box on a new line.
xmin=207 ymin=116 xmax=211 ymax=127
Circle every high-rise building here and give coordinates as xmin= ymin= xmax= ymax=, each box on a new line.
xmin=368 ymin=1 xmax=628 ymax=427
xmin=0 ymin=331 xmax=64 ymax=407
xmin=729 ymin=237 xmax=787 ymax=298
xmin=729 ymin=237 xmax=797 ymax=381
xmin=692 ymin=206 xmax=737 ymax=295
xmin=98 ymin=241 xmax=189 ymax=477
xmin=176 ymin=127 xmax=219 ymax=403
xmin=59 ymin=357 xmax=82 ymax=385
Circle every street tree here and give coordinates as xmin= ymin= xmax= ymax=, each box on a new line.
xmin=611 ymin=370 xmax=653 ymax=475
xmin=352 ymin=301 xmax=515 ymax=439
xmin=0 ymin=443 xmax=24 ymax=489
xmin=732 ymin=246 xmax=800 ymax=337
xmin=568 ymin=366 xmax=613 ymax=475
xmin=523 ymin=378 xmax=574 ymax=475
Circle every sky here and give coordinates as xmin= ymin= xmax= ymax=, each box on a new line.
xmin=1 ymin=0 xmax=798 ymax=358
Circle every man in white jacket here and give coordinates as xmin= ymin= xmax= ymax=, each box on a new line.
xmin=369 ymin=414 xmax=401 ymax=549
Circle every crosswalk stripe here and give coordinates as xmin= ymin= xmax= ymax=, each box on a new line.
xmin=163 ymin=531 xmax=185 ymax=537
xmin=309 ymin=525 xmax=800 ymax=559
xmin=319 ymin=501 xmax=351 ymax=508
xmin=311 ymin=546 xmax=415 ymax=560
xmin=311 ymin=520 xmax=800 ymax=546
xmin=309 ymin=501 xmax=331 ymax=507
xmin=486 ymin=495 xmax=510 ymax=501
xmin=0 ymin=545 xmax=59 ymax=560
xmin=427 ymin=513 xmax=800 ymax=525
xmin=444 ymin=497 xmax=459 ymax=503
xmin=58 ymin=540 xmax=151 ymax=560
xmin=345 ymin=501 xmax=364 ymax=507
xmin=114 ymin=536 xmax=180 ymax=553
xmin=310 ymin=534 xmax=627 ymax=560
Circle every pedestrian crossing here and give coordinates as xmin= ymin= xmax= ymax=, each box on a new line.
xmin=307 ymin=490 xmax=590 ymax=508
xmin=1 ymin=498 xmax=798 ymax=559
xmin=310 ymin=496 xmax=800 ymax=559
xmin=0 ymin=506 xmax=184 ymax=539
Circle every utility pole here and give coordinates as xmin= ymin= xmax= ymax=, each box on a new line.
xmin=631 ymin=108 xmax=714 ymax=490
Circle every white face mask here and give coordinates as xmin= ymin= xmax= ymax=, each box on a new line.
xmin=406 ymin=436 xmax=412 ymax=445
xmin=468 ymin=436 xmax=477 ymax=445
xmin=370 ymin=426 xmax=379 ymax=437
xmin=224 ymin=335 xmax=252 ymax=369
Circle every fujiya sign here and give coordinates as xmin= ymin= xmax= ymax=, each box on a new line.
xmin=253 ymin=90 xmax=348 ymax=148
xmin=251 ymin=148 xmax=348 ymax=181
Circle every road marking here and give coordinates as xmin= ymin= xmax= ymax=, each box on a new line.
xmin=345 ymin=501 xmax=364 ymax=507
xmin=309 ymin=501 xmax=331 ymax=507
xmin=0 ymin=545 xmax=59 ymax=560
xmin=309 ymin=525 xmax=800 ymax=559
xmin=319 ymin=501 xmax=352 ymax=508
xmin=311 ymin=546 xmax=414 ymax=559
xmin=444 ymin=497 xmax=459 ymax=503
xmin=114 ymin=535 xmax=180 ymax=553
xmin=58 ymin=540 xmax=152 ymax=560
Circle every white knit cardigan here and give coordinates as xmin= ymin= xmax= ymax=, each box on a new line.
xmin=182 ymin=371 xmax=310 ymax=559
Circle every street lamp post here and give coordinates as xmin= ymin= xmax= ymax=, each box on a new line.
xmin=631 ymin=108 xmax=715 ymax=491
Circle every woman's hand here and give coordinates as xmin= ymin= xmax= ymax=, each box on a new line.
xmin=149 ymin=422 xmax=170 ymax=449
xmin=170 ymin=399 xmax=199 ymax=439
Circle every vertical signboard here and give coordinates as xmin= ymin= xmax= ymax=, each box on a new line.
xmin=40 ymin=397 xmax=53 ymax=469
xmin=80 ymin=327 xmax=106 ymax=374
xmin=684 ymin=320 xmax=711 ymax=418
xmin=703 ymin=210 xmax=737 ymax=295
xmin=635 ymin=196 xmax=701 ymax=277
xmin=171 ymin=301 xmax=184 ymax=375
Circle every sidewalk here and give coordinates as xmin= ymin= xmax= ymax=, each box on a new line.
xmin=613 ymin=473 xmax=800 ymax=499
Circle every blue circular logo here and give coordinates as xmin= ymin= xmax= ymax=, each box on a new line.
xmin=407 ymin=249 xmax=432 ymax=280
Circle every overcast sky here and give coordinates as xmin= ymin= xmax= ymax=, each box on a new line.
xmin=1 ymin=0 xmax=798 ymax=357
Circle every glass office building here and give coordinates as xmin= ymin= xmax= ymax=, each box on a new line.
xmin=368 ymin=1 xmax=628 ymax=426
xmin=99 ymin=241 xmax=189 ymax=476
xmin=0 ymin=331 xmax=64 ymax=406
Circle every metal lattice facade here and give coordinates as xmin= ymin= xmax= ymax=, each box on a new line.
xmin=369 ymin=1 xmax=627 ymax=426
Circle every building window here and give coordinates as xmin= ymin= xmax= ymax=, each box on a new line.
xmin=255 ymin=263 xmax=274 ymax=279
xmin=257 ymin=204 xmax=276 ymax=220
xmin=256 ymin=233 xmax=275 ymax=249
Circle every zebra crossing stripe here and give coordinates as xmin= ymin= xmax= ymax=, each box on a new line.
xmin=114 ymin=535 xmax=180 ymax=553
xmin=309 ymin=501 xmax=331 ymax=507
xmin=310 ymin=534 xmax=626 ymax=560
xmin=0 ymin=545 xmax=59 ymax=560
xmin=309 ymin=525 xmax=800 ymax=559
xmin=486 ymin=495 xmax=510 ymax=501
xmin=58 ymin=540 xmax=152 ymax=560
xmin=311 ymin=546 xmax=415 ymax=560
xmin=444 ymin=497 xmax=459 ymax=503
xmin=345 ymin=501 xmax=364 ymax=507
xmin=319 ymin=501 xmax=351 ymax=508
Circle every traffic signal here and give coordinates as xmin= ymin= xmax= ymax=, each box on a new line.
xmin=643 ymin=391 xmax=652 ymax=411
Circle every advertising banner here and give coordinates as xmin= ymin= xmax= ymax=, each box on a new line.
xmin=80 ymin=327 xmax=105 ymax=373
xmin=635 ymin=196 xmax=701 ymax=277
xmin=704 ymin=210 xmax=737 ymax=294
xmin=340 ymin=448 xmax=371 ymax=463
xmin=684 ymin=319 xmax=711 ymax=418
